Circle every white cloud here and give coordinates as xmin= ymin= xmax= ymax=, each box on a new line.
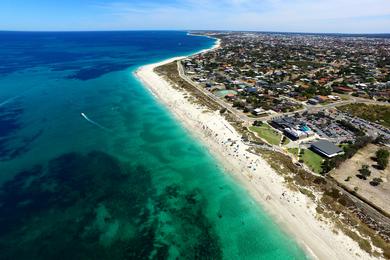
xmin=96 ymin=0 xmax=390 ymax=33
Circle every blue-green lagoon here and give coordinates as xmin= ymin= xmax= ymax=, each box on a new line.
xmin=0 ymin=31 xmax=307 ymax=259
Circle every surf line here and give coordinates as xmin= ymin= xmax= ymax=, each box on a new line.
xmin=81 ymin=113 xmax=111 ymax=132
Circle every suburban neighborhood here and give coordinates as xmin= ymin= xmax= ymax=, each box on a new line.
xmin=181 ymin=31 xmax=390 ymax=217
xmin=154 ymin=31 xmax=390 ymax=258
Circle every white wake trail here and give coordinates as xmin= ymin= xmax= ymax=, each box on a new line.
xmin=0 ymin=95 xmax=21 ymax=108
xmin=81 ymin=113 xmax=111 ymax=132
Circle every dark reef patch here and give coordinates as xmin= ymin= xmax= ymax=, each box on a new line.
xmin=0 ymin=101 xmax=23 ymax=137
xmin=6 ymin=129 xmax=43 ymax=160
xmin=66 ymin=63 xmax=133 ymax=81
xmin=0 ymin=101 xmax=23 ymax=160
xmin=0 ymin=151 xmax=157 ymax=259
xmin=154 ymin=184 xmax=223 ymax=259
xmin=0 ymin=151 xmax=223 ymax=259
xmin=0 ymin=101 xmax=43 ymax=161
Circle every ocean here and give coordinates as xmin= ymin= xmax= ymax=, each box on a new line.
xmin=0 ymin=31 xmax=307 ymax=259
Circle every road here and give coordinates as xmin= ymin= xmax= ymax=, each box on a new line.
xmin=177 ymin=61 xmax=249 ymax=123
xmin=179 ymin=61 xmax=390 ymax=125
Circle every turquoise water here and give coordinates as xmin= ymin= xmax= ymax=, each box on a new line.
xmin=0 ymin=31 xmax=307 ymax=259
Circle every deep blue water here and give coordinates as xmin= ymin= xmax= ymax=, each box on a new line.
xmin=0 ymin=31 xmax=307 ymax=259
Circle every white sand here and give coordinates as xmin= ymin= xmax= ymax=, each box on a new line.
xmin=135 ymin=47 xmax=380 ymax=259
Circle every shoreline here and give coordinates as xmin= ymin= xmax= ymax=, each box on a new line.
xmin=134 ymin=43 xmax=378 ymax=259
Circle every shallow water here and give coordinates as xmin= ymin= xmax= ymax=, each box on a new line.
xmin=0 ymin=31 xmax=307 ymax=259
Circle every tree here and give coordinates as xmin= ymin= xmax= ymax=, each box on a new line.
xmin=358 ymin=165 xmax=371 ymax=179
xmin=253 ymin=121 xmax=263 ymax=127
xmin=376 ymin=149 xmax=389 ymax=170
xmin=322 ymin=159 xmax=336 ymax=174
xmin=370 ymin=178 xmax=383 ymax=187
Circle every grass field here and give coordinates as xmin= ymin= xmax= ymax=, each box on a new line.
xmin=302 ymin=149 xmax=324 ymax=173
xmin=249 ymin=124 xmax=282 ymax=146
xmin=287 ymin=148 xmax=299 ymax=157
xmin=338 ymin=103 xmax=390 ymax=128
xmin=282 ymin=137 xmax=291 ymax=145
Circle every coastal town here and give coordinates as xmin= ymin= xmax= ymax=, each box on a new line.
xmin=141 ymin=31 xmax=390 ymax=259
xmin=4 ymin=1 xmax=390 ymax=260
xmin=184 ymin=31 xmax=390 ymax=182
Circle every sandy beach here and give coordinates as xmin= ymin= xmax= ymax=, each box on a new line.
xmin=135 ymin=46 xmax=380 ymax=259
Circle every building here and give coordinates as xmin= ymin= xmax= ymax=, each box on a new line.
xmin=271 ymin=117 xmax=314 ymax=140
xmin=315 ymin=96 xmax=329 ymax=103
xmin=308 ymin=98 xmax=319 ymax=105
xmin=252 ymin=108 xmax=267 ymax=116
xmin=311 ymin=140 xmax=343 ymax=158
xmin=333 ymin=86 xmax=354 ymax=93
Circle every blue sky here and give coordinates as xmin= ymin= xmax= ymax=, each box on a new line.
xmin=1 ymin=0 xmax=390 ymax=33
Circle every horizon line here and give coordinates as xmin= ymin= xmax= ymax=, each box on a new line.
xmin=0 ymin=29 xmax=390 ymax=35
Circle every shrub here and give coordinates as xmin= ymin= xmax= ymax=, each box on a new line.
xmin=253 ymin=120 xmax=263 ymax=126
xmin=359 ymin=165 xmax=371 ymax=178
xmin=370 ymin=178 xmax=383 ymax=186
xmin=356 ymin=174 xmax=367 ymax=180
xmin=376 ymin=148 xmax=389 ymax=170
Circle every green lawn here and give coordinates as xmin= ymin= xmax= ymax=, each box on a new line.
xmin=302 ymin=149 xmax=324 ymax=173
xmin=249 ymin=125 xmax=282 ymax=146
xmin=282 ymin=137 xmax=291 ymax=145
xmin=287 ymin=148 xmax=299 ymax=157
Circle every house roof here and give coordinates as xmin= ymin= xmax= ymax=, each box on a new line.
xmin=311 ymin=140 xmax=343 ymax=156
xmin=335 ymin=86 xmax=354 ymax=92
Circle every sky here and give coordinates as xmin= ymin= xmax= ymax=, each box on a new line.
xmin=1 ymin=0 xmax=390 ymax=33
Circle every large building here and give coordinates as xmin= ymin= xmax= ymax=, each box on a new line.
xmin=310 ymin=140 xmax=343 ymax=158
xmin=271 ymin=117 xmax=315 ymax=140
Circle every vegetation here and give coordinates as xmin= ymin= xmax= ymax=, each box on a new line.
xmin=155 ymin=62 xmax=222 ymax=111
xmin=257 ymin=148 xmax=390 ymax=258
xmin=337 ymin=119 xmax=365 ymax=136
xmin=357 ymin=165 xmax=371 ymax=180
xmin=249 ymin=124 xmax=281 ymax=146
xmin=302 ymin=149 xmax=324 ymax=173
xmin=376 ymin=148 xmax=389 ymax=170
xmin=281 ymin=136 xmax=290 ymax=145
xmin=370 ymin=178 xmax=383 ymax=187
xmin=338 ymin=103 xmax=390 ymax=128
xmin=322 ymin=136 xmax=373 ymax=174
xmin=287 ymin=148 xmax=299 ymax=157
xmin=253 ymin=120 xmax=263 ymax=127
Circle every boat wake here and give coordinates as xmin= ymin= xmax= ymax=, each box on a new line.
xmin=81 ymin=113 xmax=111 ymax=132
xmin=0 ymin=95 xmax=21 ymax=108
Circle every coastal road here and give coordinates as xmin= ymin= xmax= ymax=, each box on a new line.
xmin=260 ymin=96 xmax=388 ymax=121
xmin=178 ymin=59 xmax=389 ymax=126
xmin=177 ymin=61 xmax=249 ymax=123
xmin=177 ymin=58 xmax=390 ymax=237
